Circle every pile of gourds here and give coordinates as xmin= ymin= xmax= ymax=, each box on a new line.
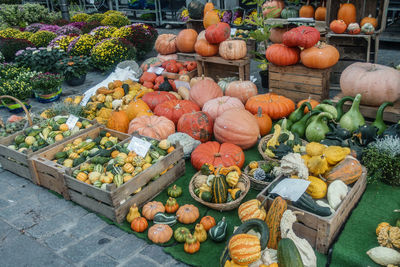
xmin=0 ymin=115 xmax=43 ymax=137
xmin=247 ymin=161 xmax=278 ymax=182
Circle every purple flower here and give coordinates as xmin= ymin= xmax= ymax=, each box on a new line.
xmin=39 ymin=25 xmax=60 ymax=33
xmin=25 ymin=23 xmax=44 ymax=33
xmin=15 ymin=50 xmax=25 ymax=57
xmin=56 ymin=25 xmax=82 ymax=36
xmin=67 ymin=22 xmax=87 ymax=29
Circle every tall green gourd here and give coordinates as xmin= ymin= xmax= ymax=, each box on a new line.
xmin=291 ymin=110 xmax=321 ymax=138
xmin=371 ymin=102 xmax=393 ymax=135
xmin=305 ymin=112 xmax=333 ymax=142
xmin=335 ymin=96 xmax=354 ymax=121
xmin=288 ymin=102 xmax=313 ymax=123
xmin=339 ymin=94 xmax=365 ymax=133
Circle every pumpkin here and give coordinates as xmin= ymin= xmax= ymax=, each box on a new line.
xmin=142 ymin=201 xmax=165 ymax=220
xmin=265 ymin=196 xmax=287 ymax=249
xmin=214 ymin=108 xmax=260 ymax=150
xmin=340 ymin=62 xmax=400 ymax=106
xmin=191 ymin=141 xmax=245 ymax=170
xmin=200 ymin=215 xmax=216 ymax=231
xmin=282 ymin=26 xmax=320 ymax=49
xmin=202 ymin=96 xmax=244 ymax=120
xmin=125 ymin=99 xmax=151 ymax=120
xmin=361 ymin=14 xmax=378 ymax=28
xmin=203 ymin=2 xmax=214 ymax=16
xmin=337 ymin=0 xmax=356 ymax=26
xmin=269 ymin=26 xmax=293 ymax=43
xmin=140 ymin=72 xmax=157 ymax=84
xmin=189 ymin=77 xmax=223 ymax=108
xmin=165 ymin=197 xmax=179 ymax=213
xmin=193 ymin=223 xmax=207 ymax=243
xmin=205 ymin=22 xmax=230 ymax=44
xmin=265 ymin=44 xmax=300 ymax=66
xmin=177 ymin=111 xmax=213 ymax=142
xmin=281 ymin=7 xmax=298 ymax=19
xmin=154 ymin=99 xmax=200 ymax=125
xmin=167 ymin=184 xmax=182 ymax=197
xmin=195 ymin=39 xmax=219 ymax=57
xmin=128 ymin=115 xmax=175 ymax=140
xmin=184 ymin=234 xmax=200 ymax=254
xmin=254 ymin=107 xmax=272 ymax=136
xmin=238 ymin=199 xmax=267 ymax=222
xmin=300 ymin=42 xmax=339 ymax=69
xmin=245 ymin=93 xmax=296 ymax=120
xmin=148 ymin=224 xmax=173 ymax=244
xmin=299 ymin=0 xmax=314 ymax=18
xmin=106 ymin=110 xmax=130 ymax=133
xmin=155 ymin=34 xmax=177 ymax=55
xmin=131 ymin=217 xmax=148 ymax=232
xmin=219 ymin=40 xmax=247 ymax=60
xmin=223 ymin=79 xmax=256 ymax=104
xmin=176 ymin=204 xmax=199 ymax=224
xmin=176 ymin=29 xmax=198 ymax=53
xmin=262 ymin=0 xmax=285 ymax=18
xmin=174 ymin=227 xmax=190 ymax=242
xmin=347 ymin=23 xmax=361 ymax=34
xmin=376 ymin=222 xmax=391 ymax=236
xmin=229 ymin=234 xmax=261 ymax=265
xmin=142 ymin=91 xmax=177 ymax=110
xmin=190 ymin=75 xmax=214 ymax=88
xmin=361 ymin=23 xmax=375 ymax=34
xmin=325 ymin=155 xmax=362 ymax=184
xmin=188 ymin=0 xmax=204 ymax=19
xmin=330 ymin=19 xmax=347 ymax=34
xmin=298 ymin=97 xmax=319 ymax=113
xmin=315 ymin=1 xmax=326 ymax=21
xmin=203 ymin=9 xmax=220 ymax=29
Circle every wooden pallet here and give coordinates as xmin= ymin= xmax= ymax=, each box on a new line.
xmin=332 ymin=93 xmax=400 ymax=123
xmin=268 ymin=64 xmax=330 ymax=103
xmin=64 ymin=139 xmax=185 ymax=223
xmin=257 ymin=168 xmax=367 ymax=254
xmin=30 ymin=126 xmax=131 ymax=200
xmin=195 ymin=55 xmax=251 ymax=81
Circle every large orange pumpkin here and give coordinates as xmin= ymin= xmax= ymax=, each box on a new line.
xmin=213 ymin=108 xmax=260 ymax=150
xmin=154 ymin=99 xmax=200 ymax=124
xmin=125 ymin=99 xmax=151 ymax=120
xmin=155 ymin=34 xmax=177 ymax=55
xmin=191 ymin=141 xmax=245 ymax=170
xmin=205 ymin=22 xmax=230 ymax=44
xmin=203 ymin=9 xmax=220 ymax=29
xmin=299 ymin=0 xmax=314 ymax=18
xmin=254 ymin=107 xmax=272 ymax=136
xmin=300 ymin=42 xmax=339 ymax=69
xmin=176 ymin=29 xmax=198 ymax=53
xmin=245 ymin=93 xmax=295 ymax=120
xmin=361 ymin=14 xmax=378 ymax=28
xmin=128 ymin=115 xmax=175 ymax=140
xmin=106 ymin=110 xmax=130 ymax=133
xmin=189 ymin=77 xmax=223 ymax=108
xmin=229 ymin=234 xmax=261 ymax=265
xmin=315 ymin=1 xmax=326 ymax=21
xmin=177 ymin=111 xmax=213 ymax=142
xmin=225 ymin=80 xmax=258 ymax=104
xmin=202 ymin=96 xmax=244 ymax=120
xmin=266 ymin=44 xmax=300 ymax=66
xmin=142 ymin=91 xmax=177 ymax=110
xmin=219 ymin=40 xmax=247 ymax=60
xmin=148 ymin=224 xmax=173 ymax=244
xmin=195 ymin=39 xmax=219 ymax=57
xmin=337 ymin=1 xmax=356 ymax=26
xmin=262 ymin=0 xmax=285 ymax=18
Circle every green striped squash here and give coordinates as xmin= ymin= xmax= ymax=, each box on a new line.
xmin=212 ymin=175 xmax=228 ymax=203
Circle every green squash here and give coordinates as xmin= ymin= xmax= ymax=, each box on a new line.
xmin=371 ymin=101 xmax=393 ymax=135
xmin=188 ymin=0 xmax=204 ymax=19
xmin=277 ymin=238 xmax=304 ymax=267
xmin=281 ymin=7 xmax=298 ymax=19
xmin=212 ymin=175 xmax=228 ymax=203
xmin=174 ymin=227 xmax=190 ymax=243
xmin=113 ymin=174 xmax=123 ymax=187
xmin=153 ymin=212 xmax=177 ymax=226
xmin=199 ymin=191 xmax=212 ymax=202
xmin=14 ymin=134 xmax=25 ymax=145
xmin=167 ymin=184 xmax=182 ymax=197
xmin=209 ymin=217 xmax=227 ymax=242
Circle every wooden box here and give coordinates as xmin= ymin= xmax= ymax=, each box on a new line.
xmin=268 ymin=64 xmax=330 ymax=103
xmin=195 ymin=55 xmax=251 ymax=81
xmin=64 ymin=138 xmax=185 ymax=223
xmin=30 ymin=126 xmax=131 ymax=200
xmin=257 ymin=167 xmax=367 ymax=254
xmin=177 ymin=52 xmax=197 ymax=61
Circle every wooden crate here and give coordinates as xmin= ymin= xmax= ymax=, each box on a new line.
xmin=177 ymin=52 xmax=197 ymax=61
xmin=257 ymin=167 xmax=367 ymax=254
xmin=64 ymin=140 xmax=185 ymax=223
xmin=268 ymin=64 xmax=330 ymax=103
xmin=195 ymin=55 xmax=251 ymax=81
xmin=30 ymin=126 xmax=131 ymax=200
xmin=332 ymin=93 xmax=400 ymax=123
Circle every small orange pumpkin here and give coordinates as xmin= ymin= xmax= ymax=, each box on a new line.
xmin=203 ymin=9 xmax=220 ymax=29
xmin=184 ymin=234 xmax=200 ymax=254
xmin=131 ymin=217 xmax=148 ymax=232
xmin=176 ymin=204 xmax=199 ymax=224
xmin=254 ymin=107 xmax=272 ymax=136
xmin=199 ymin=215 xmax=216 ymax=231
xmin=299 ymin=0 xmax=314 ymax=18
xmin=106 ymin=110 xmax=130 ymax=133
xmin=148 ymin=224 xmax=173 ymax=244
xmin=337 ymin=0 xmax=356 ymax=26
xmin=361 ymin=14 xmax=378 ymax=28
xmin=142 ymin=201 xmax=165 ymax=220
xmin=176 ymin=29 xmax=198 ymax=53
xmin=165 ymin=197 xmax=179 ymax=213
xmin=297 ymin=97 xmax=320 ymax=113
xmin=330 ymin=19 xmax=347 ymax=34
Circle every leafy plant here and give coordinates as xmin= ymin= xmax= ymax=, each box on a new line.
xmin=0 ymin=4 xmax=60 ymax=27
xmin=30 ymin=72 xmax=63 ymax=95
xmin=0 ymin=63 xmax=37 ymax=101
xmin=0 ymin=27 xmax=20 ymax=38
xmin=28 ymin=30 xmax=57 ymax=47
xmin=56 ymin=55 xmax=90 ymax=79
xmin=0 ymin=37 xmax=35 ymax=62
xmin=101 ymin=14 xmax=130 ymax=28
xmin=71 ymin=13 xmax=89 ymax=22
xmin=15 ymin=47 xmax=67 ymax=73
xmin=67 ymin=34 xmax=97 ymax=56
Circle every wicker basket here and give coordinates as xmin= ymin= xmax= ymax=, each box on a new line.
xmin=243 ymin=161 xmax=277 ymax=191
xmin=189 ymin=171 xmax=250 ymax=211
xmin=258 ymin=134 xmax=308 ymax=161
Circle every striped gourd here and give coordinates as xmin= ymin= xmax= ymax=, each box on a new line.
xmin=325 ymin=156 xmax=362 ymax=184
xmin=265 ymin=196 xmax=287 ymax=249
xmin=229 ymin=234 xmax=261 ymax=265
xmin=212 ymin=175 xmax=228 ymax=203
xmin=238 ymin=199 xmax=267 ymax=222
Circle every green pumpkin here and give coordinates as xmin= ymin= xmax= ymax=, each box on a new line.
xmin=281 ymin=7 xmax=298 ymax=19
xmin=188 ymin=0 xmax=204 ymax=19
xmin=174 ymin=227 xmax=190 ymax=243
xmin=209 ymin=217 xmax=227 ymax=242
xmin=167 ymin=184 xmax=182 ymax=198
xmin=199 ymin=191 xmax=212 ymax=202
xmin=14 ymin=135 xmax=25 ymax=145
xmin=200 ymin=163 xmax=214 ymax=175
xmin=212 ymin=175 xmax=228 ymax=203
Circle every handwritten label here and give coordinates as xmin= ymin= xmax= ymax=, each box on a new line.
xmin=66 ymin=115 xmax=79 ymax=130
xmin=230 ymin=28 xmax=237 ymax=36
xmin=270 ymin=178 xmax=310 ymax=202
xmin=127 ymin=136 xmax=151 ymax=158
xmin=148 ymin=66 xmax=164 ymax=75
xmin=80 ymin=89 xmax=96 ymax=106
xmin=174 ymin=81 xmax=190 ymax=90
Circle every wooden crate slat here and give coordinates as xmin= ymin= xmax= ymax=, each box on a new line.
xmin=269 ymin=80 xmax=327 ymax=95
xmin=0 ymin=156 xmax=32 ymax=179
xmin=269 ymin=64 xmax=328 ymax=77
xmin=269 ymin=72 xmax=324 ymax=87
xmin=177 ymin=52 xmax=196 ymax=61
xmin=268 ymin=88 xmax=324 ymax=103
xmin=65 ymin=175 xmax=113 ymax=205
xmin=195 ymin=55 xmax=250 ymax=66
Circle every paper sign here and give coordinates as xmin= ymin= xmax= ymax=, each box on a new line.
xmin=230 ymin=28 xmax=237 ymax=36
xmin=148 ymin=66 xmax=164 ymax=75
xmin=66 ymin=115 xmax=79 ymax=130
xmin=174 ymin=81 xmax=190 ymax=90
xmin=127 ymin=136 xmax=151 ymax=158
xmin=270 ymin=178 xmax=310 ymax=202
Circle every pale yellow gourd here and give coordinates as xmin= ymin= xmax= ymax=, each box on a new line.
xmin=323 ymin=146 xmax=350 ymax=165
xmin=307 ymin=155 xmax=329 ymax=175
xmin=306 ymin=142 xmax=326 ymax=156
xmin=306 ymin=176 xmax=327 ymax=199
xmin=126 ymin=203 xmax=141 ymax=223
xmin=193 ymin=223 xmax=207 ymax=243
xmin=226 ymin=171 xmax=240 ymax=187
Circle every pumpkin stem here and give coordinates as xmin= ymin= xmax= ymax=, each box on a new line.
xmin=292 ymin=211 xmax=304 ymax=216
xmin=394 ymin=209 xmax=400 ymax=212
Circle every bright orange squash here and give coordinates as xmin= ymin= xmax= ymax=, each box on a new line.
xmin=325 ymin=156 xmax=363 ymax=184
xmin=265 ymin=196 xmax=287 ymax=249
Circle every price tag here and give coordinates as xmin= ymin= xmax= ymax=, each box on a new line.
xmin=127 ymin=136 xmax=151 ymax=158
xmin=270 ymin=178 xmax=310 ymax=202
xmin=230 ymin=28 xmax=237 ymax=36
xmin=174 ymin=81 xmax=190 ymax=90
xmin=80 ymin=89 xmax=96 ymax=106
xmin=65 ymin=115 xmax=79 ymax=130
xmin=148 ymin=66 xmax=164 ymax=75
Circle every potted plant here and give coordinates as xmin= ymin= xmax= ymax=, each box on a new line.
xmin=31 ymin=72 xmax=63 ymax=103
xmin=56 ymin=55 xmax=90 ymax=86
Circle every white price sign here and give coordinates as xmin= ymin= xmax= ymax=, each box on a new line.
xmin=66 ymin=115 xmax=79 ymax=130
xmin=127 ymin=136 xmax=151 ymax=158
xmin=270 ymin=178 xmax=310 ymax=202
xmin=80 ymin=89 xmax=96 ymax=106
xmin=230 ymin=28 xmax=237 ymax=36
xmin=148 ymin=66 xmax=164 ymax=75
xmin=174 ymin=81 xmax=190 ymax=90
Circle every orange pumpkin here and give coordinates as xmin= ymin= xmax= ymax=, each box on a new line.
xmin=297 ymin=97 xmax=320 ymax=113
xmin=131 ymin=217 xmax=148 ymax=232
xmin=142 ymin=91 xmax=177 ymax=110
xmin=184 ymin=234 xmax=200 ymax=254
xmin=330 ymin=19 xmax=347 ymax=34
xmin=154 ymin=99 xmax=200 ymax=125
xmin=125 ymin=99 xmax=150 ymax=120
xmin=245 ymin=93 xmax=296 ymax=120
xmin=142 ymin=201 xmax=165 ymax=220
xmin=361 ymin=14 xmax=378 ymax=28
xmin=254 ymin=107 xmax=272 ymax=136
xmin=176 ymin=29 xmax=198 ymax=53
xmin=176 ymin=204 xmax=199 ymax=224
xmin=203 ymin=9 xmax=220 ymax=29
xmin=200 ymin=215 xmax=216 ymax=231
xmin=140 ymin=72 xmax=157 ymax=84
xmin=224 ymin=80 xmax=258 ymax=104
xmin=202 ymin=96 xmax=244 ymax=120
xmin=213 ymin=108 xmax=260 ymax=150
xmin=219 ymin=40 xmax=247 ymax=60
xmin=299 ymin=0 xmax=314 ymax=18
xmin=315 ymin=1 xmax=326 ymax=21
xmin=300 ymin=42 xmax=340 ymax=69
xmin=337 ymin=0 xmax=356 ymax=26
xmin=262 ymin=0 xmax=285 ymax=18
xmin=106 ymin=110 xmax=130 ymax=133
xmin=190 ymin=75 xmax=214 ymax=88
xmin=194 ymin=39 xmax=219 ymax=57
xmin=266 ymin=44 xmax=300 ymax=66
xmin=229 ymin=234 xmax=261 ymax=265
xmin=155 ymin=34 xmax=177 ymax=55
xmin=203 ymin=1 xmax=214 ymax=16
xmin=189 ymin=77 xmax=223 ymax=108
xmin=177 ymin=111 xmax=214 ymax=142
xmin=148 ymin=224 xmax=173 ymax=244
xmin=128 ymin=115 xmax=175 ymax=140
xmin=165 ymin=197 xmax=179 ymax=213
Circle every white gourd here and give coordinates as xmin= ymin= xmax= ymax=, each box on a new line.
xmin=327 ymin=180 xmax=348 ymax=210
xmin=367 ymin=247 xmax=400 ymax=266
xmin=272 ymin=153 xmax=309 ymax=179
xmin=280 ymin=210 xmax=317 ymax=267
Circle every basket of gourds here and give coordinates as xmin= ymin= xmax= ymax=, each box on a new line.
xmin=243 ymin=160 xmax=279 ymax=190
xmin=189 ymin=163 xmax=250 ymax=211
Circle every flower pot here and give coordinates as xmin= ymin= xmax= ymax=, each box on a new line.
xmin=65 ymin=74 xmax=86 ymax=86
xmin=34 ymin=87 xmax=62 ymax=103
xmin=0 ymin=100 xmax=31 ymax=113
xmin=259 ymin=70 xmax=269 ymax=89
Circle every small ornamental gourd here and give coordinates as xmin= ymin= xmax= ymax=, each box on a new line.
xmin=253 ymin=168 xmax=266 ymax=181
xmin=228 ymin=188 xmax=241 ymax=200
xmin=226 ymin=171 xmax=239 ymax=187
xmin=378 ymin=226 xmax=400 ymax=249
xmin=209 ymin=217 xmax=228 ymax=242
xmin=376 ymin=222 xmax=391 ymax=236
xmin=142 ymin=201 xmax=165 ymax=220
xmin=200 ymin=163 xmax=215 ymax=175
xmin=153 ymin=212 xmax=177 ymax=226
xmin=174 ymin=227 xmax=190 ymax=243
xmin=212 ymin=175 xmax=228 ymax=203
xmin=323 ymin=146 xmax=350 ymax=165
xmin=265 ymin=196 xmax=287 ymax=249
xmin=167 ymin=184 xmax=182 ymax=197
xmin=305 ymin=142 xmax=326 ymax=156
xmin=131 ymin=217 xmax=148 ymax=233
xmin=277 ymin=237 xmax=305 ymax=267
xmin=200 ymin=215 xmax=216 ymax=231
xmin=126 ymin=203 xmax=141 ymax=223
xmin=148 ymin=224 xmax=173 ymax=244
xmin=176 ymin=204 xmax=199 ymax=224
xmin=184 ymin=234 xmax=200 ymax=254
xmin=305 ymin=176 xmax=327 ymax=199
xmin=325 ymin=156 xmax=362 ymax=184
xmin=229 ymin=234 xmax=262 ymax=265
xmin=307 ymin=155 xmax=329 ymax=176
xmin=165 ymin=197 xmax=179 ymax=213
xmin=194 ymin=223 xmax=207 ymax=243
xmin=238 ymin=199 xmax=267 ymax=222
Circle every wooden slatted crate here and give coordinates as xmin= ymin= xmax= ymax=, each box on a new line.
xmin=30 ymin=126 xmax=131 ymax=199
xmin=257 ymin=167 xmax=367 ymax=254
xmin=268 ymin=64 xmax=330 ymax=103
xmin=195 ymin=55 xmax=251 ymax=81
